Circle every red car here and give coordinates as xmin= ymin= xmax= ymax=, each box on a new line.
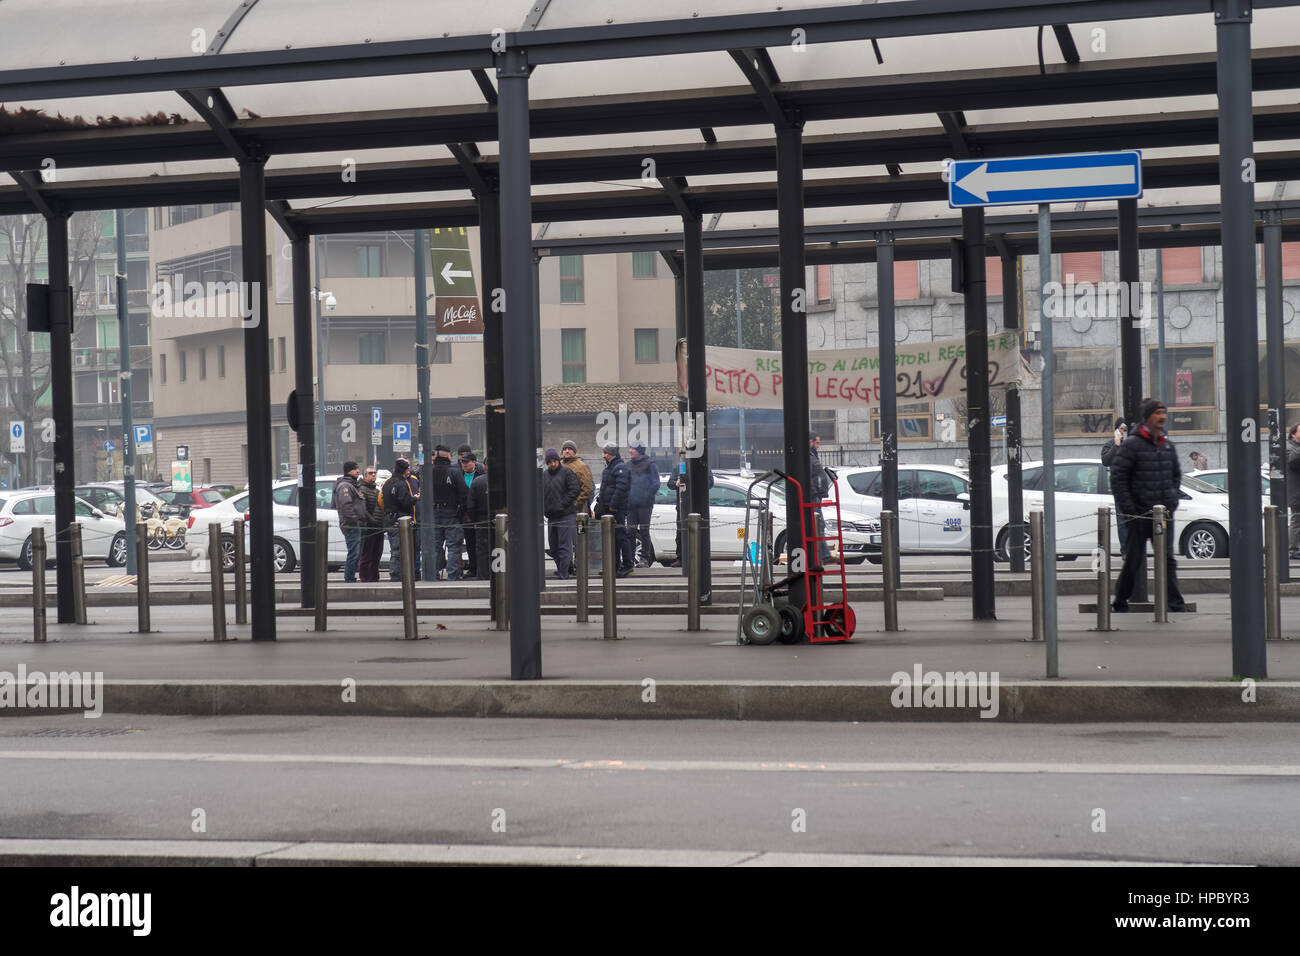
xmin=156 ymin=486 xmax=227 ymax=514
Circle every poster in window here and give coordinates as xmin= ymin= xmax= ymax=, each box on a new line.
xmin=1174 ymin=369 xmax=1193 ymax=407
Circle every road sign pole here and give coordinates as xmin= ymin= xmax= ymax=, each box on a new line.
xmin=415 ymin=228 xmax=436 ymax=583
xmin=115 ymin=210 xmax=137 ymax=577
xmin=1038 ymin=203 xmax=1059 ymax=677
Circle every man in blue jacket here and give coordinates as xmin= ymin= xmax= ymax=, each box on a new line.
xmin=595 ymin=442 xmax=634 ymax=577
xmin=627 ymin=443 xmax=661 ymax=568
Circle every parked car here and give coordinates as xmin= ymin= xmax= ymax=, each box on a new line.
xmin=1191 ymin=468 xmax=1272 ymax=507
xmin=0 ymin=491 xmax=128 ymax=569
xmin=990 ymin=459 xmax=1233 ymax=560
xmin=835 ymin=464 xmax=976 ymax=556
xmin=156 ymin=486 xmax=226 ymax=514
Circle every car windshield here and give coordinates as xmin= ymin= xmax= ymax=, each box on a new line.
xmin=1182 ymin=475 xmax=1223 ymax=494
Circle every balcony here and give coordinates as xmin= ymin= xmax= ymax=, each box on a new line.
xmin=95 ymin=234 xmax=149 ymax=257
xmin=73 ymin=345 xmax=151 ymax=369
xmin=73 ymin=401 xmax=154 ymax=421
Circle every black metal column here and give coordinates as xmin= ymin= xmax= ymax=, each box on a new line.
xmin=963 ymin=208 xmax=995 ymax=620
xmin=1216 ymin=0 xmax=1266 ymax=677
xmin=497 ymin=48 xmax=541 ymax=679
xmin=1264 ymin=209 xmax=1288 ymax=583
xmin=875 ymin=233 xmax=899 ymax=586
xmin=683 ymin=216 xmax=711 ymax=599
xmin=46 ymin=212 xmax=75 ymax=623
xmin=415 ymin=227 xmax=435 ymax=582
xmin=477 ymin=189 xmax=505 ymax=614
xmin=776 ymin=122 xmax=810 ymax=605
xmin=292 ymin=235 xmax=317 ymax=609
xmin=115 ymin=210 xmax=137 ymax=577
xmin=1118 ymin=198 xmax=1142 ymax=428
xmin=1002 ymin=249 xmax=1025 ymax=573
xmin=239 ymin=155 xmax=275 ymax=641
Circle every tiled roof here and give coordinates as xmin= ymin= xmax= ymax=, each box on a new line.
xmin=462 ymin=382 xmax=680 ymax=418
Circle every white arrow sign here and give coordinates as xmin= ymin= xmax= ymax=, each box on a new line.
xmin=440 ymin=261 xmax=473 ymax=285
xmin=955 ymin=160 xmax=1137 ymax=203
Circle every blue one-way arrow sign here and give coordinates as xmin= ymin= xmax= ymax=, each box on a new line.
xmin=949 ymin=151 xmax=1141 ymax=208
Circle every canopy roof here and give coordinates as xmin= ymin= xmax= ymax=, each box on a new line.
xmin=2 ymin=0 xmax=1299 ymax=252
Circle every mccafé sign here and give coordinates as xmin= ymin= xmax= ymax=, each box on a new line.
xmin=434 ymin=296 xmax=483 ymax=342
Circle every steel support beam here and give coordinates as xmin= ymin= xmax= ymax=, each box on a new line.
xmin=497 ymin=48 xmax=541 ymax=679
xmin=415 ymin=226 xmax=435 ymax=582
xmin=776 ymin=122 xmax=811 ymax=606
xmin=1052 ymin=24 xmax=1081 ymax=63
xmin=46 ymin=212 xmax=75 ymax=623
xmin=291 ymin=234 xmax=317 ymax=609
xmin=876 ymin=232 xmax=900 ymax=587
xmin=1216 ymin=0 xmax=1266 ymax=678
xmin=239 ymin=154 xmax=275 ymax=642
xmin=1117 ymin=198 xmax=1143 ymax=426
xmin=477 ymin=188 xmax=506 ymax=620
xmin=1264 ymin=209 xmax=1289 ymax=583
xmin=683 ymin=214 xmax=712 ymax=600
xmin=962 ymin=207 xmax=996 ymax=620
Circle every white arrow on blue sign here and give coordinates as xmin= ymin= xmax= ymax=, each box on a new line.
xmin=949 ymin=151 xmax=1141 ymax=208
xmin=104 ymin=439 xmax=116 ymax=453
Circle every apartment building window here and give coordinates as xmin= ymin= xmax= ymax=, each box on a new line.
xmin=359 ymin=331 xmax=386 ymax=365
xmin=356 ymin=245 xmax=382 ymax=277
xmin=871 ymin=403 xmax=931 ymax=441
xmin=97 ymin=272 xmax=116 ymax=308
xmin=1060 ymin=251 xmax=1104 ymax=284
xmin=199 ymin=347 xmax=207 ymax=380
xmin=632 ymin=252 xmax=657 ymax=278
xmin=810 ymin=409 xmax=837 ymax=442
xmin=815 ymin=265 xmax=833 ymax=304
xmin=561 ymin=329 xmax=586 ymax=383
xmin=430 ymin=342 xmax=452 ymax=365
xmin=634 ymin=329 xmax=659 ymax=363
xmin=1161 ymin=247 xmax=1203 ymax=285
xmin=1054 ymin=348 xmax=1115 ymax=437
xmin=1152 ymin=345 xmax=1217 ymax=434
xmin=985 ymin=258 xmax=1004 ymax=296
xmin=96 ymin=317 xmax=117 ymax=349
xmin=278 ymin=337 xmax=287 ymax=371
xmin=218 ymin=345 xmax=226 ymax=378
xmin=179 ymin=351 xmax=187 ymax=383
xmin=894 ymin=260 xmax=920 ymax=300
xmin=1284 ymin=242 xmax=1300 ymax=279
xmin=560 ymin=256 xmax=584 ymax=303
xmin=160 ymin=353 xmax=167 ymax=384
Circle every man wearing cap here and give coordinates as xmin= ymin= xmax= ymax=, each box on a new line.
xmin=543 ymin=449 xmax=580 ymax=579
xmin=429 ymin=444 xmax=466 ymax=581
xmin=560 ymin=441 xmax=594 ymax=576
xmin=627 ymin=443 xmax=661 ymax=568
xmin=382 ymin=458 xmax=421 ymax=581
xmin=594 ymin=442 xmax=634 ymax=576
xmin=459 ymin=453 xmax=483 ymax=577
xmin=332 ymin=460 xmax=365 ymax=583
xmin=1110 ymin=398 xmax=1190 ymax=613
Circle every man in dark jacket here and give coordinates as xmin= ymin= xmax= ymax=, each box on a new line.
xmin=595 ymin=442 xmax=634 ymax=576
xmin=383 ymin=458 xmax=421 ymax=581
xmin=668 ymin=461 xmax=714 ymax=564
xmin=428 ymin=444 xmax=466 ymax=581
xmin=357 ymin=465 xmax=384 ymax=582
xmin=543 ymin=449 xmax=580 ymax=579
xmin=458 ymin=453 xmax=483 ymax=576
xmin=627 ymin=444 xmax=660 ymax=567
xmin=1287 ymin=423 xmax=1300 ymax=559
xmin=1101 ymin=417 xmax=1130 ymax=551
xmin=1110 ymin=398 xmax=1189 ymax=612
xmin=465 ymin=464 xmax=491 ymax=581
xmin=332 ymin=461 xmax=365 ymax=583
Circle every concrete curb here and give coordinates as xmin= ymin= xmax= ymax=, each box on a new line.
xmin=8 ymin=679 xmax=1292 ymax=722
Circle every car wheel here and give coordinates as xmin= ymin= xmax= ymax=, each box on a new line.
xmin=995 ymin=526 xmax=1029 ymax=564
xmin=1183 ymin=522 xmax=1227 ymax=560
xmin=219 ymin=534 xmax=236 ymax=572
xmin=17 ymin=535 xmax=32 ymax=572
xmin=273 ymin=537 xmax=297 ymax=574
xmin=864 ymin=555 xmax=883 ymax=565
xmin=106 ymin=533 xmax=127 ymax=567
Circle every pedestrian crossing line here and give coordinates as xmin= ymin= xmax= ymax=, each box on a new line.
xmin=0 ymin=750 xmax=1297 ymax=778
xmin=94 ymin=575 xmax=137 ymax=588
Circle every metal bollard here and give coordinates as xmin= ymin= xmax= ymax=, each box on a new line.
xmin=576 ymin=514 xmax=589 ymax=623
xmin=880 ymin=509 xmax=899 ymax=632
xmin=494 ymin=514 xmax=509 ymax=631
xmin=1029 ymin=511 xmax=1044 ymax=642
xmin=314 ymin=520 xmax=329 ymax=632
xmin=233 ymin=517 xmax=248 ymax=625
xmin=135 ymin=522 xmax=150 ymax=634
xmin=32 ymin=527 xmax=47 ymax=643
xmin=1095 ymin=507 xmax=1113 ymax=632
xmin=399 ymin=516 xmax=417 ymax=640
xmin=687 ymin=513 xmax=702 ymax=631
xmin=1152 ymin=505 xmax=1168 ymax=624
xmin=208 ymin=521 xmax=227 ymax=641
xmin=69 ymin=522 xmax=87 ymax=625
xmin=601 ymin=514 xmax=617 ymax=640
xmin=1265 ymin=504 xmax=1283 ymax=641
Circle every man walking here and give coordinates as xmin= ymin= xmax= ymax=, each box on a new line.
xmin=465 ymin=462 xmax=491 ymax=581
xmin=332 ymin=460 xmax=365 ymax=583
xmin=383 ymin=458 xmax=421 ymax=581
xmin=429 ymin=444 xmax=467 ymax=581
xmin=1101 ymin=417 xmax=1131 ymax=554
xmin=1287 ymin=423 xmax=1300 ymax=559
xmin=595 ymin=442 xmax=634 ymax=577
xmin=459 ymin=453 xmax=482 ymax=576
xmin=357 ymin=464 xmax=384 ymax=582
xmin=543 ymin=449 xmax=580 ymax=579
xmin=627 ymin=443 xmax=660 ymax=567
xmin=561 ymin=440 xmax=594 ymax=575
xmin=1110 ymin=398 xmax=1190 ymax=613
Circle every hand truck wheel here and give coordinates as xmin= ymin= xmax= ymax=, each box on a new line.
xmin=776 ymin=604 xmax=804 ymax=644
xmin=741 ymin=605 xmax=781 ymax=645
xmin=824 ymin=606 xmax=856 ymax=639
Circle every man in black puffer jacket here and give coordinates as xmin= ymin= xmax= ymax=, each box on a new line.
xmin=595 ymin=443 xmax=634 ymax=577
xmin=1109 ymin=398 xmax=1189 ymax=612
xmin=542 ymin=449 xmax=580 ymax=580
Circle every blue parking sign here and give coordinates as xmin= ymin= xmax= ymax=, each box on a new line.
xmin=372 ymin=406 xmax=383 ymax=430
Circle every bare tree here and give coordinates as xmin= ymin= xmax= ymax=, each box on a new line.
xmin=0 ymin=212 xmax=104 ymax=486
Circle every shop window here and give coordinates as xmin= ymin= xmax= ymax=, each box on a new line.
xmin=870 ymin=402 xmax=931 ymax=442
xmin=1053 ymin=348 xmax=1115 ymax=437
xmin=1148 ymin=345 xmax=1216 ymax=434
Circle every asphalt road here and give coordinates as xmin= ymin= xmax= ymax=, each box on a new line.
xmin=0 ymin=715 xmax=1295 ymax=864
